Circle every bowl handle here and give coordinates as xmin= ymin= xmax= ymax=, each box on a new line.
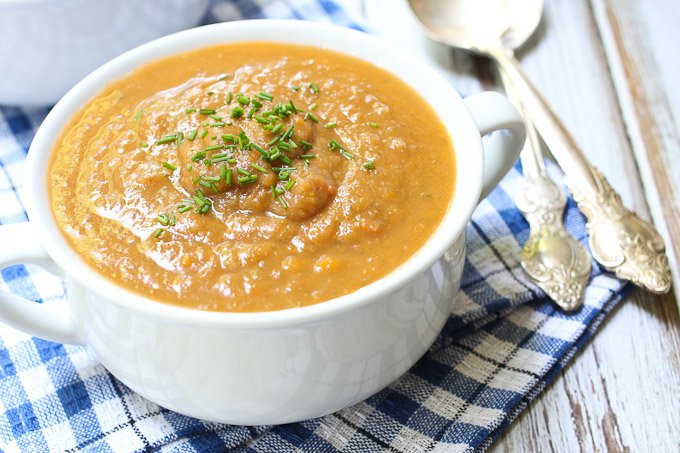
xmin=463 ymin=91 xmax=526 ymax=200
xmin=0 ymin=222 xmax=82 ymax=345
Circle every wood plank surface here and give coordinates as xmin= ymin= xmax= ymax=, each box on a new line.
xmin=336 ymin=0 xmax=680 ymax=451
xmin=591 ymin=0 xmax=680 ymax=309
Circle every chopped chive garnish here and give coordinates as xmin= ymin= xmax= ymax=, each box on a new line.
xmin=209 ymin=114 xmax=222 ymax=121
xmin=207 ymin=91 xmax=215 ymax=96
xmin=237 ymin=168 xmax=251 ymax=176
xmin=226 ymin=92 xmax=233 ymax=104
xmin=278 ymin=142 xmax=291 ymax=151
xmin=202 ymin=145 xmax=226 ymax=152
xmin=186 ymin=192 xmax=212 ymax=215
xmin=210 ymin=156 xmax=231 ymax=163
xmin=192 ymin=151 xmax=206 ymax=161
xmin=291 ymin=85 xmax=299 ymax=91
xmin=278 ymin=171 xmax=290 ymax=181
xmin=140 ymin=141 xmax=149 ymax=148
xmin=187 ymin=163 xmax=193 ymax=172
xmin=288 ymin=100 xmax=298 ymax=113
xmin=253 ymin=115 xmax=269 ymax=125
xmin=185 ymin=108 xmax=197 ymax=114
xmin=269 ymin=149 xmax=282 ymax=161
xmin=200 ymin=130 xmax=209 ymax=139
xmin=220 ymin=164 xmax=228 ymax=180
xmin=284 ymin=179 xmax=296 ymax=191
xmin=328 ymin=139 xmax=345 ymax=151
xmin=162 ymin=161 xmax=176 ymax=171
xmin=329 ymin=139 xmax=354 ymax=159
xmin=274 ymin=186 xmax=285 ymax=196
xmin=277 ymin=196 xmax=288 ymax=209
xmin=238 ymin=175 xmax=258 ymax=185
xmin=155 ymin=135 xmax=177 ymax=145
xmin=187 ymin=130 xmax=198 ymax=141
xmin=304 ymin=112 xmax=319 ymax=123
xmin=309 ymin=83 xmax=319 ymax=94
xmin=210 ymin=122 xmax=226 ymax=127
xmin=157 ymin=214 xmax=169 ymax=226
xmin=199 ymin=108 xmax=216 ymax=115
xmin=225 ymin=168 xmax=233 ymax=185
xmin=231 ymin=107 xmax=244 ymax=118
xmin=271 ymin=123 xmax=283 ymax=134
xmin=325 ymin=122 xmax=337 ymax=129
xmin=310 ymin=103 xmax=318 ymax=111
xmin=251 ymin=143 xmax=269 ymax=158
xmin=368 ymin=122 xmax=379 ymax=128
xmin=222 ymin=134 xmax=236 ymax=142
xmin=154 ymin=228 xmax=164 ymax=239
xmin=282 ymin=125 xmax=295 ymax=141
xmin=238 ymin=131 xmax=250 ymax=148
xmin=255 ymin=92 xmax=274 ymax=101
xmin=176 ymin=132 xmax=184 ymax=145
xmin=272 ymin=167 xmax=296 ymax=172
xmin=300 ymin=140 xmax=313 ymax=150
xmin=251 ymin=163 xmax=268 ymax=174
xmin=363 ymin=159 xmax=376 ymax=170
xmin=198 ymin=180 xmax=212 ymax=188
xmin=236 ymin=94 xmax=250 ymax=106
xmin=299 ymin=154 xmax=316 ymax=159
xmin=203 ymin=176 xmax=221 ymax=182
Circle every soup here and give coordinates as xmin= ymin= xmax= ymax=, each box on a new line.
xmin=48 ymin=42 xmax=455 ymax=312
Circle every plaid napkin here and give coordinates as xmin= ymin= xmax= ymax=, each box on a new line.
xmin=0 ymin=1 xmax=630 ymax=451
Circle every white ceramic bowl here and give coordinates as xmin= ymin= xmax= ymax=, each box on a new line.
xmin=0 ymin=20 xmax=525 ymax=424
xmin=0 ymin=0 xmax=210 ymax=105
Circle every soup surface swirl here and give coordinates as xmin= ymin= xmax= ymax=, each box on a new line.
xmin=49 ymin=42 xmax=455 ymax=312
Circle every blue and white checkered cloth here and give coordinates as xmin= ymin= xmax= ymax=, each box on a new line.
xmin=0 ymin=1 xmax=630 ymax=451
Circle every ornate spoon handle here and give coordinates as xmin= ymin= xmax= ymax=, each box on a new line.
xmin=501 ymin=70 xmax=592 ymax=310
xmin=490 ymin=47 xmax=671 ymax=294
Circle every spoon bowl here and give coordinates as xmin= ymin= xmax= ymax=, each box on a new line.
xmin=407 ymin=0 xmax=543 ymax=52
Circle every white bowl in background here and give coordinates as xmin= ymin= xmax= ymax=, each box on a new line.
xmin=0 ymin=0 xmax=210 ymax=105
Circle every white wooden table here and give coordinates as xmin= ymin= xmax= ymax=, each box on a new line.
xmin=338 ymin=1 xmax=680 ymax=451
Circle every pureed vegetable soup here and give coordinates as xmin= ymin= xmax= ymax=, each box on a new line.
xmin=48 ymin=42 xmax=455 ymax=312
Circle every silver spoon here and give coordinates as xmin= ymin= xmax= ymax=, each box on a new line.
xmin=408 ymin=0 xmax=672 ymax=295
xmin=505 ymin=81 xmax=592 ymax=311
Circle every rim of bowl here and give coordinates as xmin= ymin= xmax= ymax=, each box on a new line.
xmin=26 ymin=20 xmax=484 ymax=329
